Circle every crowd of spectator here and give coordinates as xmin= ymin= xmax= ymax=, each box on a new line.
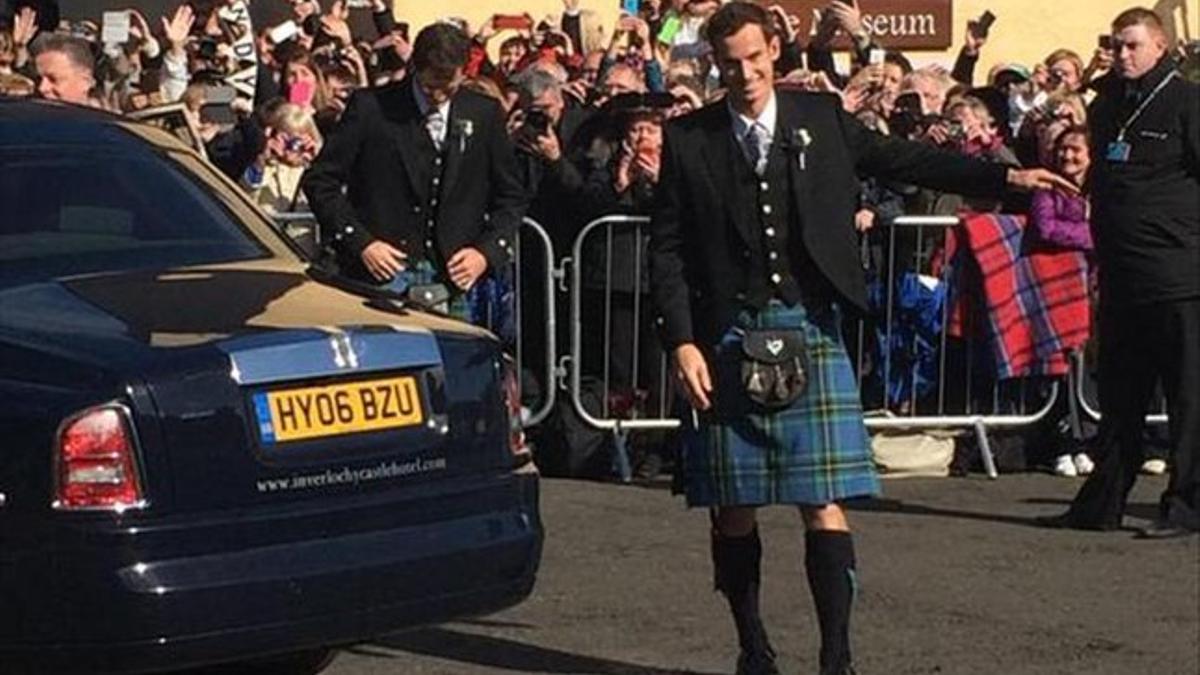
xmin=2 ymin=0 xmax=1196 ymax=479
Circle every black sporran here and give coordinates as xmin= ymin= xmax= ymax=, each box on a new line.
xmin=738 ymin=329 xmax=809 ymax=410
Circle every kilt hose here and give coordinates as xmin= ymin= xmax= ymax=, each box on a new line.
xmin=681 ymin=300 xmax=880 ymax=508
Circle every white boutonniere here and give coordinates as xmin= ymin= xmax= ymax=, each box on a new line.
xmin=786 ymin=127 xmax=814 ymax=170
xmin=453 ymin=119 xmax=474 ymax=153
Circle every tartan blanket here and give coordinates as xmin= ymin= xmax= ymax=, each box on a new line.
xmin=946 ymin=213 xmax=1091 ymax=379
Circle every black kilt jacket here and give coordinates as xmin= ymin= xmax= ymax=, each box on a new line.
xmin=649 ymin=89 xmax=1011 ymax=349
xmin=301 ymin=78 xmax=527 ymax=284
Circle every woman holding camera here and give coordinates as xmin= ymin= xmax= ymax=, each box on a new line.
xmin=243 ymin=102 xmax=322 ymax=214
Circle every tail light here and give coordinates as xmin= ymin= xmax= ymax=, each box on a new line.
xmin=53 ymin=404 xmax=147 ymax=512
xmin=501 ymin=357 xmax=531 ymax=466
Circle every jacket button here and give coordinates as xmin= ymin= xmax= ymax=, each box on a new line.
xmin=765 ymin=227 xmax=776 ymax=237
xmin=742 ymin=249 xmax=751 ymax=258
xmin=761 ymin=204 xmax=772 ymax=215
xmin=412 ymin=206 xmax=421 ymax=214
xmin=770 ymin=273 xmax=782 ymax=284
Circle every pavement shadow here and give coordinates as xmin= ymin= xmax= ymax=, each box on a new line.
xmin=373 ymin=627 xmax=724 ymax=675
xmin=846 ymin=497 xmax=1050 ymax=528
xmin=1022 ymin=498 xmax=1162 ymax=522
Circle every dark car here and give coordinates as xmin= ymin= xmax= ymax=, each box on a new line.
xmin=0 ymin=99 xmax=542 ymax=674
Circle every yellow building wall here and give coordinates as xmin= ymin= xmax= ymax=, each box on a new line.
xmin=913 ymin=0 xmax=1198 ymax=75
xmin=394 ymin=0 xmax=1198 ymax=75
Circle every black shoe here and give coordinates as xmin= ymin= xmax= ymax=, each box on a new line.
xmin=1137 ymin=503 xmax=1199 ymax=539
xmin=736 ymin=646 xmax=780 ymax=675
xmin=1034 ymin=511 xmax=1116 ymax=531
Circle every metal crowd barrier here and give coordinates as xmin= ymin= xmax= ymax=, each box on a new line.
xmin=513 ymin=217 xmax=559 ymax=428
xmin=567 ymin=215 xmax=679 ymax=480
xmin=566 ymin=215 xmax=1063 ymax=480
xmin=271 ymin=212 xmax=559 ymax=429
xmin=1070 ymin=352 xmax=1170 ymax=426
xmin=276 ymin=211 xmax=1171 ymax=482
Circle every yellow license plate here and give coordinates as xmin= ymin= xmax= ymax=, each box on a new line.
xmin=253 ymin=376 xmax=424 ymax=444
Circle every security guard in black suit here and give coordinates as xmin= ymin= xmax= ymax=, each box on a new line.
xmin=302 ymin=22 xmax=526 ymax=313
xmin=1044 ymin=8 xmax=1199 ymax=538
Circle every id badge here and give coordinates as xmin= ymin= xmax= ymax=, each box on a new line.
xmin=1106 ymin=141 xmax=1132 ymax=163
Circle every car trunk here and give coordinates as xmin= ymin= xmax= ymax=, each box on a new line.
xmin=61 ymin=262 xmax=515 ymax=513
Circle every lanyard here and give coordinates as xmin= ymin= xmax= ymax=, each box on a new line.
xmin=1117 ymin=70 xmax=1178 ymax=142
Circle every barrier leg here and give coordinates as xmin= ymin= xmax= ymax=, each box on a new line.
xmin=974 ymin=420 xmax=998 ymax=480
xmin=611 ymin=428 xmax=633 ymax=484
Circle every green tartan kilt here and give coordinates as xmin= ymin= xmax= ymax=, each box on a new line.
xmin=680 ymin=301 xmax=880 ymax=507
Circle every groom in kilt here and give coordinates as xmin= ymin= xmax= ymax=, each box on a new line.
xmin=649 ymin=4 xmax=1074 ymax=673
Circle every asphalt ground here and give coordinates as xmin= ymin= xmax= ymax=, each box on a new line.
xmin=296 ymin=473 xmax=1199 ymax=675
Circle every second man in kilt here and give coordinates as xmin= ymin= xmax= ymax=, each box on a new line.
xmin=649 ymin=4 xmax=1075 ymax=674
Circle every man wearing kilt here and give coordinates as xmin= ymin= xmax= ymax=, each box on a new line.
xmin=649 ymin=4 xmax=1073 ymax=673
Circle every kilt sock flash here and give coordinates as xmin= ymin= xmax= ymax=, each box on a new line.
xmin=805 ymin=530 xmax=857 ymax=671
xmin=711 ymin=528 xmax=774 ymax=657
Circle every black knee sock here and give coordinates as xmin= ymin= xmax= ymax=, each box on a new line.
xmin=711 ymin=528 xmax=772 ymax=655
xmin=805 ymin=530 xmax=857 ymax=672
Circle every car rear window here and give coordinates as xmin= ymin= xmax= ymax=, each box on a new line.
xmin=0 ymin=150 xmax=267 ymax=286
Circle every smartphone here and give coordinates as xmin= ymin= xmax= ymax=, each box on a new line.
xmin=969 ymin=10 xmax=996 ymax=39
xmin=945 ymin=119 xmax=965 ymax=141
xmin=493 ymin=14 xmax=533 ymax=31
xmin=396 ymin=22 xmax=410 ymax=41
xmin=1098 ymin=34 xmax=1114 ymax=50
xmin=868 ymin=48 xmax=885 ymax=66
xmin=288 ymin=79 xmax=317 ymax=107
xmin=269 ymin=20 xmax=299 ymax=44
xmin=621 ymin=0 xmax=639 ymax=15
xmin=101 ymin=11 xmax=130 ymax=44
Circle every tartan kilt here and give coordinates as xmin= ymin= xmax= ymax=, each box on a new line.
xmin=680 ymin=301 xmax=880 ymax=507
xmin=385 ymin=260 xmax=515 ymax=343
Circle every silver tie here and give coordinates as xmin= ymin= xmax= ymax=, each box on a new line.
xmin=426 ymin=110 xmax=446 ymax=151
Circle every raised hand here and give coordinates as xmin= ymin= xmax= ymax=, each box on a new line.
xmin=321 ymin=0 xmax=353 ymax=47
xmin=12 ymin=7 xmax=38 ymax=47
xmin=161 ymin=4 xmax=195 ymax=54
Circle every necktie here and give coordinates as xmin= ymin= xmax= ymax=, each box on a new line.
xmin=745 ymin=122 xmax=771 ymax=177
xmin=426 ymin=109 xmax=446 ymax=151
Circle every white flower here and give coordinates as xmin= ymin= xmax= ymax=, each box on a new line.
xmin=453 ymin=120 xmax=474 ymax=152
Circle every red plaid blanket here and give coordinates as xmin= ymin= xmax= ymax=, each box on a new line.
xmin=945 ymin=213 xmax=1091 ymax=379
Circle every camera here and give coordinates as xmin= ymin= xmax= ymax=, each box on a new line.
xmin=514 ymin=108 xmax=553 ymax=148
xmin=196 ymin=37 xmax=219 ymax=61
xmin=524 ymin=109 xmax=552 ymax=133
